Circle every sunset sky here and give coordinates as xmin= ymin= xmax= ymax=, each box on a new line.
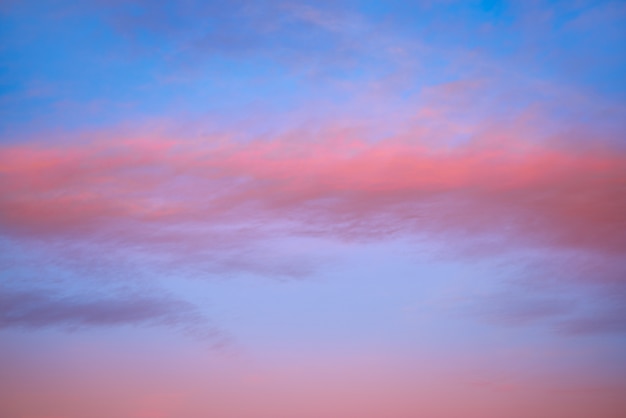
xmin=1 ymin=1 xmax=625 ymax=417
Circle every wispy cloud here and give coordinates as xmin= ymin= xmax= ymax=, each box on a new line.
xmin=2 ymin=120 xmax=623 ymax=255
xmin=1 ymin=0 xmax=624 ymax=341
xmin=0 ymin=284 xmax=227 ymax=344
xmin=2 ymin=112 xmax=624 ymax=334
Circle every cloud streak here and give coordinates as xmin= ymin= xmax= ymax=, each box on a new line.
xmin=1 ymin=122 xmax=624 ymax=256
xmin=0 ymin=284 xmax=228 ymax=344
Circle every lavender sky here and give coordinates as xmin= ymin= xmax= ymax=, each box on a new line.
xmin=1 ymin=1 xmax=625 ymax=417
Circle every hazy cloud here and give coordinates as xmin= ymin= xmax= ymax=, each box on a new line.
xmin=0 ymin=285 xmax=225 ymax=343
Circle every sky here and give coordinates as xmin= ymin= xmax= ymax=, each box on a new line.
xmin=1 ymin=1 xmax=625 ymax=417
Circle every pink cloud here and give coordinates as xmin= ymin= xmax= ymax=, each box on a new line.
xmin=1 ymin=109 xmax=624 ymax=334
xmin=2 ymin=122 xmax=623 ymax=255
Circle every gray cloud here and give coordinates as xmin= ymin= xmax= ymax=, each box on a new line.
xmin=0 ymin=285 xmax=225 ymax=343
xmin=470 ymin=279 xmax=626 ymax=336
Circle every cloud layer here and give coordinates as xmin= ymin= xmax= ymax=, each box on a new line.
xmin=2 ymin=120 xmax=624 ymax=256
xmin=2 ymin=113 xmax=624 ymax=335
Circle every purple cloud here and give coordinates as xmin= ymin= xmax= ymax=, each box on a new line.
xmin=469 ymin=278 xmax=626 ymax=336
xmin=0 ymin=285 xmax=226 ymax=343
